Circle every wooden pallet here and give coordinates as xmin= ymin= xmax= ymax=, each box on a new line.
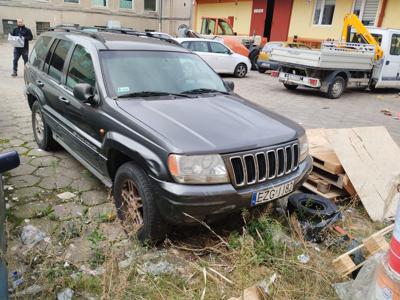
xmin=312 ymin=165 xmax=345 ymax=189
xmin=303 ymin=181 xmax=344 ymax=200
xmin=332 ymin=224 xmax=394 ymax=278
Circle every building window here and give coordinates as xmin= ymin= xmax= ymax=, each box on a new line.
xmin=120 ymin=0 xmax=132 ymax=9
xmin=144 ymin=0 xmax=156 ymax=11
xmin=313 ymin=0 xmax=336 ymax=25
xmin=92 ymin=0 xmax=107 ymax=7
xmin=36 ymin=21 xmax=50 ymax=35
xmin=65 ymin=0 xmax=79 ymax=3
xmin=353 ymin=0 xmax=379 ymax=26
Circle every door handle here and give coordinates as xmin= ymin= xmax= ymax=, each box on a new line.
xmin=386 ymin=61 xmax=390 ymax=65
xmin=58 ymin=96 xmax=70 ymax=105
xmin=36 ymin=80 xmax=44 ymax=87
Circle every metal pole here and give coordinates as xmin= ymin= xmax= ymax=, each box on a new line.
xmin=159 ymin=0 xmax=163 ymax=32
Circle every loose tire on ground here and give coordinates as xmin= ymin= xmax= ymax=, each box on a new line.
xmin=327 ymin=76 xmax=346 ymax=99
xmin=113 ymin=162 xmax=167 ymax=243
xmin=234 ymin=63 xmax=248 ymax=78
xmin=284 ymin=83 xmax=298 ymax=90
xmin=31 ymin=101 xmax=58 ymax=151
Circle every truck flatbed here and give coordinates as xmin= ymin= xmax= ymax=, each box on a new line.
xmin=270 ymin=42 xmax=375 ymax=71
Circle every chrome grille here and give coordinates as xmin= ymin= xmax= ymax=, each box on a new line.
xmin=226 ymin=142 xmax=299 ymax=188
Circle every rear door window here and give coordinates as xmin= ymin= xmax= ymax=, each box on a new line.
xmin=29 ymin=36 xmax=52 ymax=70
xmin=188 ymin=41 xmax=209 ymax=53
xmin=48 ymin=39 xmax=72 ymax=82
xmin=66 ymin=45 xmax=96 ymax=89
xmin=209 ymin=42 xmax=230 ymax=54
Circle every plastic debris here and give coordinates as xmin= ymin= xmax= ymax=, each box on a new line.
xmin=20 ymin=225 xmax=46 ymax=246
xmin=57 ymin=288 xmax=74 ymax=300
xmin=228 ymin=273 xmax=277 ymax=300
xmin=57 ymin=192 xmax=76 ymax=201
xmin=297 ymin=254 xmax=310 ymax=264
xmin=381 ymin=109 xmax=393 ymax=116
xmin=11 ymin=271 xmax=24 ymax=289
xmin=14 ymin=284 xmax=42 ymax=296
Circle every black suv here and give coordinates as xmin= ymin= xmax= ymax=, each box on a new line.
xmin=24 ymin=29 xmax=312 ymax=241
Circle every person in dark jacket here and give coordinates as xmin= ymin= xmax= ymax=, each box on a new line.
xmin=11 ymin=19 xmax=33 ymax=77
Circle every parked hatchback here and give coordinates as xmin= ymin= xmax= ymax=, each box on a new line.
xmin=177 ymin=38 xmax=251 ymax=78
xmin=24 ymin=29 xmax=312 ymax=241
xmin=257 ymin=42 xmax=311 ymax=73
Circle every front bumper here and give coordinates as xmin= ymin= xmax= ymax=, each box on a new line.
xmin=257 ymin=60 xmax=279 ymax=70
xmin=151 ymin=156 xmax=312 ymax=224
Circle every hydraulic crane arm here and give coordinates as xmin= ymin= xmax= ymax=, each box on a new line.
xmin=341 ymin=13 xmax=384 ymax=60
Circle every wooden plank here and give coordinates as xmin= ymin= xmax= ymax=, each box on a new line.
xmin=306 ymin=129 xmax=345 ymax=174
xmin=312 ymin=165 xmax=345 ymax=189
xmin=303 ymin=181 xmax=343 ymax=200
xmin=342 ymin=175 xmax=357 ymax=197
xmin=325 ymin=127 xmax=400 ymax=221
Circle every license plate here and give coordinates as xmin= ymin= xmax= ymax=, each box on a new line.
xmin=286 ymin=74 xmax=301 ymax=81
xmin=251 ymin=181 xmax=294 ymax=206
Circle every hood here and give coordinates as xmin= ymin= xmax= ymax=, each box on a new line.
xmin=117 ymin=95 xmax=303 ymax=154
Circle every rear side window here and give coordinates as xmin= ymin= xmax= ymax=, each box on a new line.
xmin=66 ymin=45 xmax=96 ymax=89
xmin=390 ymin=34 xmax=400 ymax=55
xmin=48 ymin=40 xmax=72 ymax=82
xmin=188 ymin=41 xmax=209 ymax=53
xmin=209 ymin=42 xmax=230 ymax=54
xmin=29 ymin=36 xmax=52 ymax=69
xmin=181 ymin=41 xmax=190 ymax=49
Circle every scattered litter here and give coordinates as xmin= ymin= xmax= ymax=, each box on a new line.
xmin=20 ymin=225 xmax=46 ymax=246
xmin=24 ymin=219 xmax=30 ymax=223
xmin=381 ymin=109 xmax=392 ymax=116
xmin=314 ymin=246 xmax=321 ymax=252
xmin=57 ymin=192 xmax=76 ymax=201
xmin=57 ymin=288 xmax=74 ymax=300
xmin=11 ymin=271 xmax=24 ymax=289
xmin=12 ymin=197 xmax=18 ymax=201
xmin=6 ymin=185 xmax=14 ymax=191
xmin=14 ymin=284 xmax=42 ymax=296
xmin=297 ymin=254 xmax=310 ymax=264
xmin=228 ymin=273 xmax=277 ymax=300
xmin=64 ymin=261 xmax=70 ymax=268
xmin=142 ymin=260 xmax=175 ymax=276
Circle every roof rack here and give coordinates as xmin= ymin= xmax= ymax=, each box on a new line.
xmin=104 ymin=28 xmax=180 ymax=46
xmin=48 ymin=26 xmax=106 ymax=44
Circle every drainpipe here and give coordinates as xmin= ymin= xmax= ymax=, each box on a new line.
xmin=159 ymin=0 xmax=163 ymax=32
xmin=377 ymin=0 xmax=388 ymax=27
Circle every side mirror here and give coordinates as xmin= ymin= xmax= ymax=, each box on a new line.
xmin=0 ymin=151 xmax=20 ymax=173
xmin=223 ymin=80 xmax=234 ymax=92
xmin=73 ymin=83 xmax=97 ymax=105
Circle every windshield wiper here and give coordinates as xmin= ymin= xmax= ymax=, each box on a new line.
xmin=181 ymin=88 xmax=230 ymax=95
xmin=117 ymin=91 xmax=191 ymax=98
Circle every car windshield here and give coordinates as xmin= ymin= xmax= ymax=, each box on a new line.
xmin=100 ymin=50 xmax=227 ymax=97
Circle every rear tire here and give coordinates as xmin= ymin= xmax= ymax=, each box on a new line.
xmin=258 ymin=67 xmax=267 ymax=74
xmin=234 ymin=63 xmax=248 ymax=78
xmin=284 ymin=83 xmax=298 ymax=90
xmin=31 ymin=101 xmax=58 ymax=151
xmin=327 ymin=76 xmax=346 ymax=99
xmin=113 ymin=162 xmax=167 ymax=243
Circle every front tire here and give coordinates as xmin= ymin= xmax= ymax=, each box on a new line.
xmin=31 ymin=101 xmax=58 ymax=150
xmin=113 ymin=162 xmax=167 ymax=243
xmin=327 ymin=76 xmax=346 ymax=99
xmin=234 ymin=63 xmax=248 ymax=78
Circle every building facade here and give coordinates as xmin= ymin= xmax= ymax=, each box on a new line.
xmin=288 ymin=0 xmax=400 ymax=42
xmin=0 ymin=0 xmax=192 ymax=36
xmin=194 ymin=0 xmax=400 ymax=43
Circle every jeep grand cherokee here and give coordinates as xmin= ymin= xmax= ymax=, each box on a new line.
xmin=24 ymin=29 xmax=312 ymax=241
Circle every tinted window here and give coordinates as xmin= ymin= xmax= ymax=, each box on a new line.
xmin=188 ymin=41 xmax=209 ymax=53
xmin=390 ymin=34 xmax=400 ymax=56
xmin=29 ymin=36 xmax=52 ymax=69
xmin=66 ymin=45 xmax=96 ymax=89
xmin=209 ymin=42 xmax=230 ymax=54
xmin=48 ymin=40 xmax=72 ymax=82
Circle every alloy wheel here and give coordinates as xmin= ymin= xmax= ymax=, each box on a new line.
xmin=34 ymin=110 xmax=45 ymax=142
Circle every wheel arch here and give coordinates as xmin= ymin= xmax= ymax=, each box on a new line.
xmin=26 ymin=83 xmax=46 ymax=110
xmin=103 ymin=132 xmax=169 ymax=182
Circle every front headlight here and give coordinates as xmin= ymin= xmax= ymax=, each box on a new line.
xmin=168 ymin=154 xmax=229 ymax=184
xmin=299 ymin=134 xmax=309 ymax=162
